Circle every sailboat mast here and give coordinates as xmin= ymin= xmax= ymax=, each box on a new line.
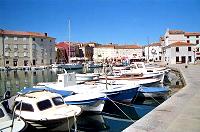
xmin=68 ymin=19 xmax=71 ymax=63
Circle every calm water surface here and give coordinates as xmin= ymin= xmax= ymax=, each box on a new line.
xmin=0 ymin=67 xmax=183 ymax=132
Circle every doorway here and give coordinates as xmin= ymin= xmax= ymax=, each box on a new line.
xmin=181 ymin=56 xmax=186 ymax=63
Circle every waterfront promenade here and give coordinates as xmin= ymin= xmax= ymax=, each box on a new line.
xmin=124 ymin=64 xmax=200 ymax=132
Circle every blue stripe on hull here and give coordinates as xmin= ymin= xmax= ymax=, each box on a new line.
xmin=107 ymin=87 xmax=139 ymax=101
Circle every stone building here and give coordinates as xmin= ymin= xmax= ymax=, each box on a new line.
xmin=0 ymin=29 xmax=56 ymax=67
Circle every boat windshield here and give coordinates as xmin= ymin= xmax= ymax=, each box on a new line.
xmin=14 ymin=101 xmax=34 ymax=112
xmin=37 ymin=99 xmax=52 ymax=111
xmin=0 ymin=108 xmax=5 ymax=118
xmin=52 ymin=97 xmax=64 ymax=106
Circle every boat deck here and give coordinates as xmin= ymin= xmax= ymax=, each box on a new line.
xmin=123 ymin=64 xmax=200 ymax=132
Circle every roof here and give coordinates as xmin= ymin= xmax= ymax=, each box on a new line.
xmin=0 ymin=29 xmax=55 ymax=39
xmin=95 ymin=44 xmax=142 ymax=49
xmin=184 ymin=32 xmax=200 ymax=36
xmin=56 ymin=41 xmax=76 ymax=50
xmin=146 ymin=42 xmax=161 ymax=47
xmin=169 ymin=41 xmax=196 ymax=47
xmin=168 ymin=30 xmax=185 ymax=34
xmin=15 ymin=90 xmax=60 ymax=103
xmin=115 ymin=45 xmax=142 ymax=49
xmin=95 ymin=45 xmax=115 ymax=48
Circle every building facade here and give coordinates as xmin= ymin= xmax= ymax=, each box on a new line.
xmin=93 ymin=44 xmax=143 ymax=63
xmin=164 ymin=42 xmax=196 ymax=64
xmin=144 ymin=42 xmax=162 ymax=62
xmin=0 ymin=30 xmax=56 ymax=67
xmin=162 ymin=29 xmax=200 ymax=64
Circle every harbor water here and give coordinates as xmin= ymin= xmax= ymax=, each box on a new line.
xmin=0 ymin=67 xmax=183 ymax=132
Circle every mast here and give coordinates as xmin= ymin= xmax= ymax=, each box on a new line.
xmin=68 ymin=19 xmax=71 ymax=63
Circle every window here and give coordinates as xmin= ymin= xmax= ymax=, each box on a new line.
xmin=32 ymin=38 xmax=35 ymax=41
xmin=23 ymin=37 xmax=27 ymax=41
xmin=196 ymin=35 xmax=199 ymax=38
xmin=6 ymin=61 xmax=9 ymax=64
xmin=187 ymin=36 xmax=189 ymax=38
xmin=37 ymin=99 xmax=52 ymax=111
xmin=14 ymin=37 xmax=17 ymax=41
xmin=196 ymin=40 xmax=199 ymax=44
xmin=41 ymin=39 xmax=43 ymax=42
xmin=176 ymin=47 xmax=179 ymax=52
xmin=188 ymin=56 xmax=192 ymax=62
xmin=5 ymin=44 xmax=9 ymax=48
xmin=14 ymin=52 xmax=18 ymax=57
xmin=176 ymin=56 xmax=179 ymax=62
xmin=14 ymin=101 xmax=34 ymax=112
xmin=50 ymin=39 xmax=52 ymax=42
xmin=23 ymin=44 xmax=28 ymax=49
xmin=52 ymin=97 xmax=64 ymax=106
xmin=5 ymin=52 xmax=9 ymax=56
xmin=187 ymin=40 xmax=190 ymax=43
xmin=24 ymin=60 xmax=28 ymax=66
xmin=24 ymin=52 xmax=28 ymax=57
xmin=188 ymin=47 xmax=191 ymax=51
xmin=14 ymin=44 xmax=18 ymax=49
xmin=32 ymin=44 xmax=36 ymax=49
xmin=41 ymin=59 xmax=43 ymax=64
xmin=0 ymin=108 xmax=5 ymax=118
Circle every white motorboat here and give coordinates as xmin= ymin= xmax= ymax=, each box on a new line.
xmin=38 ymin=72 xmax=140 ymax=103
xmin=76 ymin=73 xmax=100 ymax=81
xmin=64 ymin=92 xmax=106 ymax=112
xmin=0 ymin=101 xmax=27 ymax=132
xmin=61 ymin=63 xmax=83 ymax=70
xmin=12 ymin=90 xmax=82 ymax=131
xmin=99 ymin=76 xmax=161 ymax=86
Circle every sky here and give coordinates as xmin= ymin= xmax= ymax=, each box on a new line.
xmin=0 ymin=0 xmax=200 ymax=45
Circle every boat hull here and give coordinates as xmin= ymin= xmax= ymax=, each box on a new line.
xmin=106 ymin=87 xmax=139 ymax=102
xmin=25 ymin=116 xmax=75 ymax=131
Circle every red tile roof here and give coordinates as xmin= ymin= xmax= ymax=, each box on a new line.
xmin=0 ymin=29 xmax=55 ymax=39
xmin=168 ymin=30 xmax=185 ymax=34
xmin=146 ymin=42 xmax=161 ymax=47
xmin=115 ymin=45 xmax=142 ymax=49
xmin=95 ymin=44 xmax=142 ymax=49
xmin=184 ymin=32 xmax=200 ymax=36
xmin=170 ymin=41 xmax=196 ymax=47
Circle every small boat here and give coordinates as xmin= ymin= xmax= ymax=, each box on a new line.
xmin=99 ymin=77 xmax=161 ymax=86
xmin=86 ymin=61 xmax=103 ymax=68
xmin=0 ymin=100 xmax=27 ymax=132
xmin=76 ymin=73 xmax=100 ymax=82
xmin=64 ymin=92 xmax=106 ymax=112
xmin=20 ymin=86 xmax=106 ymax=113
xmin=138 ymin=86 xmax=169 ymax=98
xmin=12 ymin=90 xmax=82 ymax=131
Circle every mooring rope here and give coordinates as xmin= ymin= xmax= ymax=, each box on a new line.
xmin=107 ymin=97 xmax=135 ymax=122
xmin=73 ymin=112 xmax=77 ymax=132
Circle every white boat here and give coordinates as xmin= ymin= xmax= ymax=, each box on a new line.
xmin=38 ymin=72 xmax=140 ymax=103
xmin=64 ymin=92 xmax=106 ymax=112
xmin=37 ymin=73 xmax=105 ymax=112
xmin=76 ymin=73 xmax=100 ymax=82
xmin=21 ymin=86 xmax=106 ymax=113
xmin=12 ymin=90 xmax=82 ymax=131
xmin=86 ymin=61 xmax=103 ymax=68
xmin=60 ymin=63 xmax=83 ymax=70
xmin=0 ymin=101 xmax=27 ymax=132
xmin=99 ymin=78 xmax=161 ymax=86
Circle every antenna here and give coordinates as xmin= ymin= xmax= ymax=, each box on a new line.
xmin=68 ymin=19 xmax=71 ymax=63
